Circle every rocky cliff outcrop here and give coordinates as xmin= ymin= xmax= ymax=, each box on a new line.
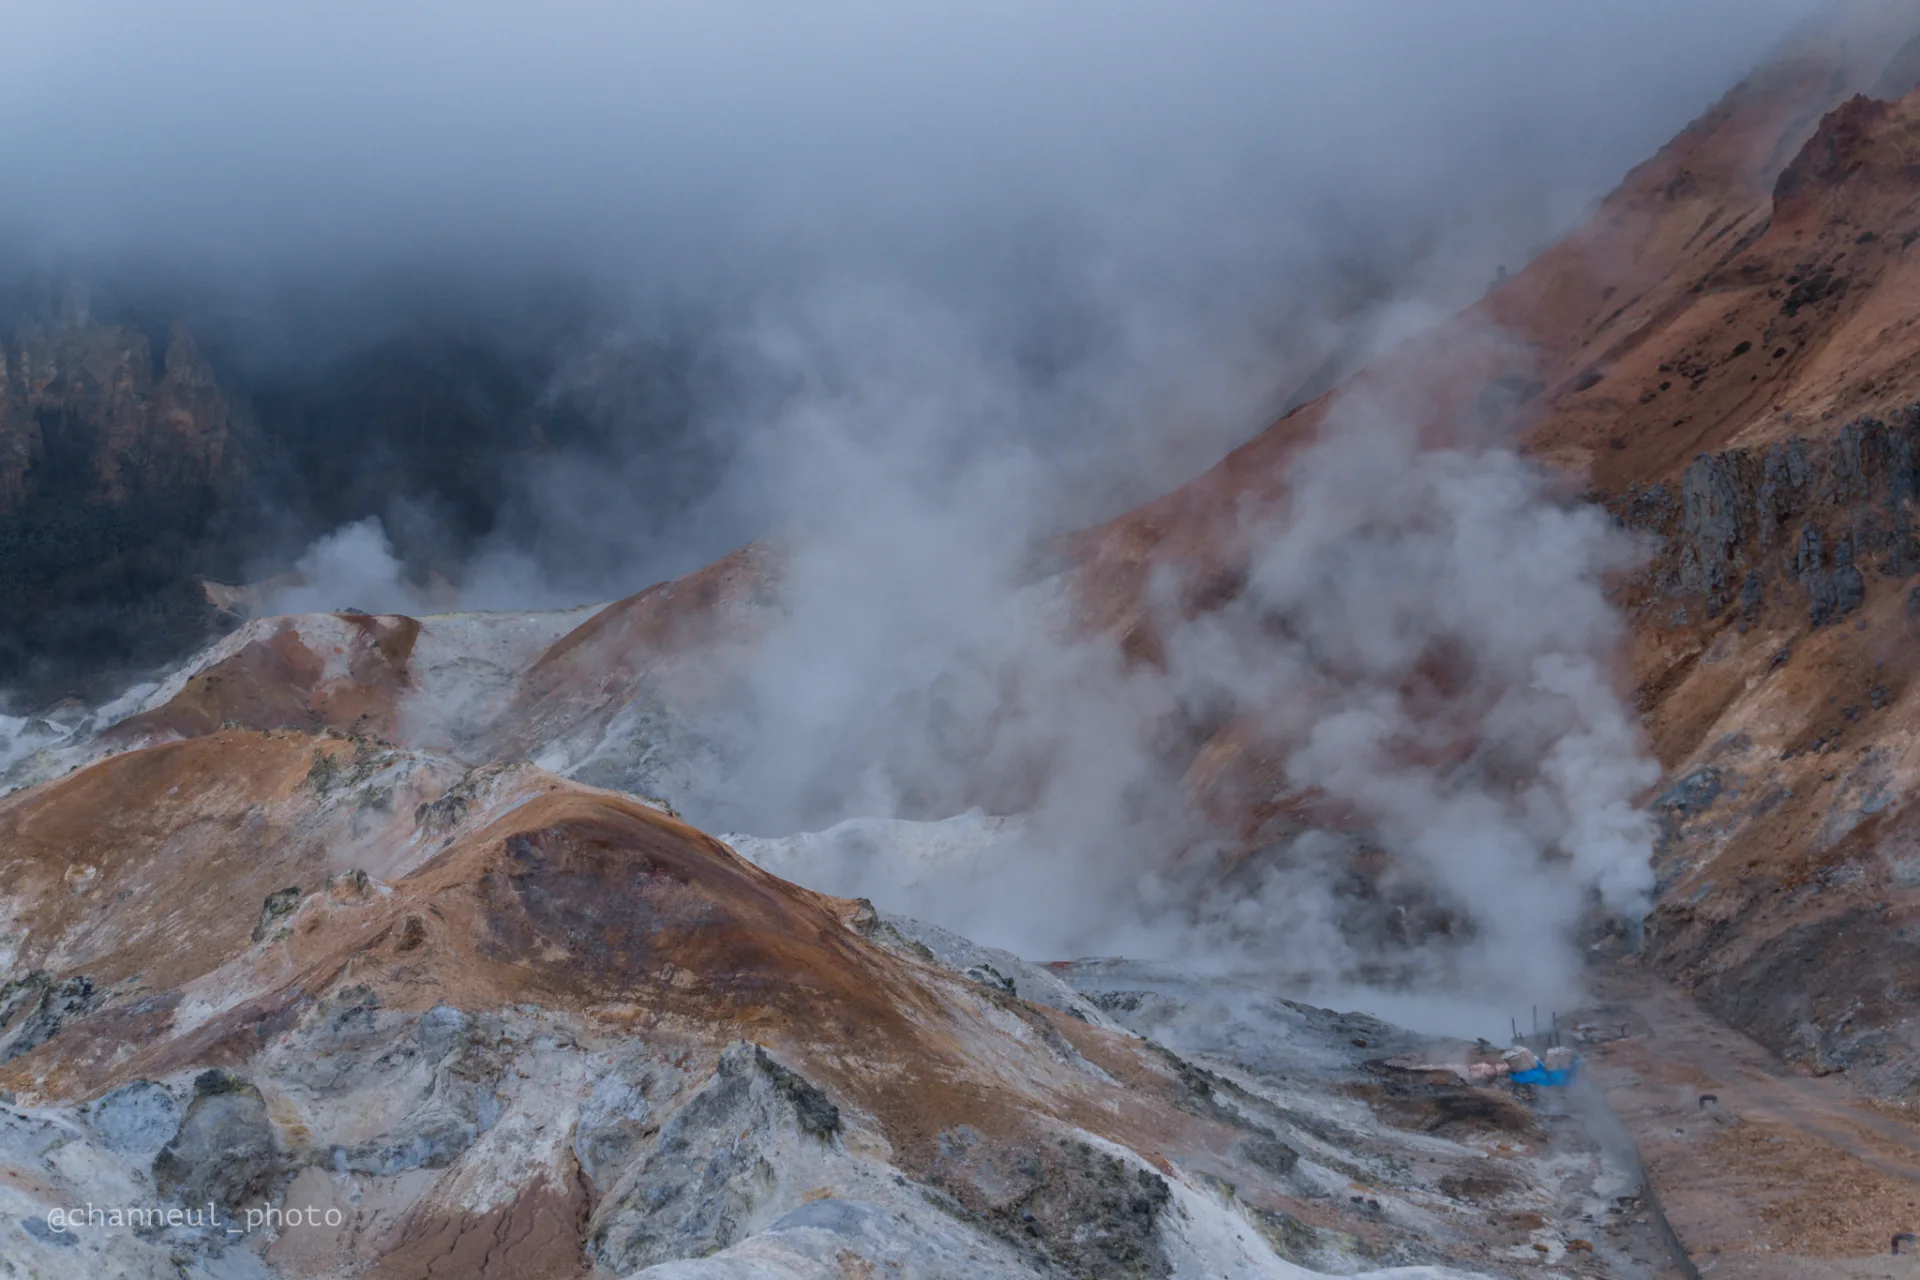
xmin=0 ymin=291 xmax=243 ymax=690
xmin=0 ymin=296 xmax=236 ymax=513
xmin=1618 ymin=410 xmax=1920 ymax=629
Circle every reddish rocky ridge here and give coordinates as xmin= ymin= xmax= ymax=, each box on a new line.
xmin=1035 ymin=0 xmax=1920 ymax=1093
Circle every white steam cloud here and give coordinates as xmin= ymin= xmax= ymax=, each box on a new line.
xmin=710 ymin=336 xmax=1661 ymax=1015
xmin=260 ymin=518 xmax=440 ymax=617
xmin=1172 ymin=392 xmax=1662 ymax=1001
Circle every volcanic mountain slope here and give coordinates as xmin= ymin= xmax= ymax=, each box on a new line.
xmin=1056 ymin=0 xmax=1920 ymax=820
xmin=1045 ymin=0 xmax=1920 ymax=1098
xmin=23 ymin=7 xmax=1920 ymax=1280
xmin=382 ymin=0 xmax=1920 ymax=1168
xmin=0 ymin=706 xmax=1670 ymax=1278
xmin=1452 ymin=6 xmax=1920 ymax=1096
xmin=0 ymin=604 xmax=605 ymax=789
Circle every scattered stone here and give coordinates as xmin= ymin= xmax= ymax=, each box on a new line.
xmin=1656 ymin=768 xmax=1723 ymax=817
xmin=754 ymin=1046 xmax=841 ymax=1140
xmin=152 ymin=1070 xmax=288 ymax=1213
xmin=590 ymin=1042 xmax=844 ymax=1272
xmin=252 ymin=886 xmax=303 ymax=941
xmin=414 ymin=1004 xmax=468 ymax=1058
xmin=572 ymin=1062 xmax=663 ymax=1186
xmin=1241 ymin=1137 xmax=1301 ymax=1177
xmin=328 ymin=868 xmax=374 ymax=900
xmin=960 ymin=1138 xmax=1173 ymax=1280
xmin=847 ymin=897 xmax=881 ymax=935
xmin=396 ymin=914 xmax=429 ymax=951
xmin=1091 ymin=991 xmax=1149 ymax=1014
xmin=306 ymin=749 xmax=340 ymax=791
xmin=319 ymin=984 xmax=379 ymax=1034
xmin=86 ymin=1080 xmax=181 ymax=1156
xmin=415 ymin=790 xmax=470 ymax=833
xmin=20 ymin=1215 xmax=77 ymax=1247
xmin=966 ymin=963 xmax=1017 ymax=995
xmin=332 ymin=1113 xmax=479 ymax=1176
xmin=1782 ymin=267 xmax=1844 ymax=316
xmin=0 ymin=972 xmax=100 ymax=1063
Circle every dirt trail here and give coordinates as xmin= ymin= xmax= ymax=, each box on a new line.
xmin=1578 ymin=964 xmax=1920 ymax=1279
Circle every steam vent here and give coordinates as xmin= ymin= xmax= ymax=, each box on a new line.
xmin=10 ymin=2 xmax=1920 ymax=1277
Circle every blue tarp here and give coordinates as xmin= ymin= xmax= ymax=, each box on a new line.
xmin=1509 ymin=1060 xmax=1577 ymax=1087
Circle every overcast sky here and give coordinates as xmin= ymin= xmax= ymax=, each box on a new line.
xmin=1 ymin=0 xmax=1827 ymax=285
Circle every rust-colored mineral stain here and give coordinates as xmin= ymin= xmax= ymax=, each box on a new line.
xmin=363 ymin=1179 xmax=592 ymax=1280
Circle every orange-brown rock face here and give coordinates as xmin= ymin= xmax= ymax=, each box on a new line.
xmin=100 ymin=613 xmax=421 ymax=746
xmin=494 ymin=542 xmax=780 ymax=772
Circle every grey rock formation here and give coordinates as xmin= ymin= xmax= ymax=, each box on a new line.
xmin=590 ymin=1042 xmax=845 ymax=1273
xmin=152 ymin=1070 xmax=289 ymax=1214
xmin=0 ymin=971 xmax=100 ymax=1063
xmin=1627 ymin=410 xmax=1920 ymax=625
xmin=85 ymin=1079 xmax=181 ymax=1157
